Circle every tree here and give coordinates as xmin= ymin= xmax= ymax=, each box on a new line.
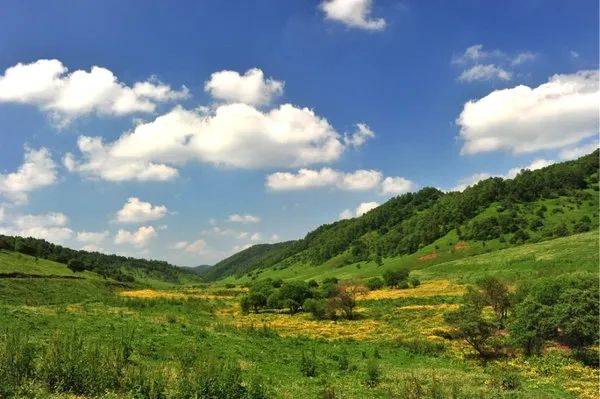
xmin=366 ymin=277 xmax=384 ymax=291
xmin=553 ymin=287 xmax=599 ymax=349
xmin=477 ymin=277 xmax=512 ymax=327
xmin=280 ymin=281 xmax=312 ymax=314
xmin=383 ymin=269 xmax=409 ymax=288
xmin=67 ymin=258 xmax=86 ymax=273
xmin=444 ymin=302 xmax=498 ymax=357
xmin=335 ymin=283 xmax=367 ymax=320
xmin=509 ymin=297 xmax=553 ymax=355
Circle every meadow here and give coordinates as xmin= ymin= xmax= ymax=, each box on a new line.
xmin=0 ymin=232 xmax=598 ymax=398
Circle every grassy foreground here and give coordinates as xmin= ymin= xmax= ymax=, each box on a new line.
xmin=0 ymin=232 xmax=598 ymax=398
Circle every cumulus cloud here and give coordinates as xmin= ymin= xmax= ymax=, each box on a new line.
xmin=116 ymin=197 xmax=168 ymax=223
xmin=380 ymin=176 xmax=415 ymax=195
xmin=452 ymin=44 xmax=505 ymax=64
xmin=172 ymin=239 xmax=208 ymax=254
xmin=343 ymin=123 xmax=375 ymax=147
xmin=340 ymin=201 xmax=379 ymax=219
xmin=451 ymin=159 xmax=554 ymax=192
xmin=114 ymin=226 xmax=157 ymax=247
xmin=0 ymin=59 xmax=188 ymax=125
xmin=320 ymin=0 xmax=386 ymax=31
xmin=0 ymin=147 xmax=57 ymax=203
xmin=0 ymin=211 xmax=73 ymax=243
xmin=64 ymin=136 xmax=178 ymax=182
xmin=76 ymin=230 xmax=109 ymax=244
xmin=204 ymin=68 xmax=283 ymax=106
xmin=228 ymin=214 xmax=260 ymax=223
xmin=458 ymin=64 xmax=511 ymax=82
xmin=266 ymin=167 xmax=414 ymax=195
xmin=266 ymin=168 xmax=381 ymax=191
xmin=458 ymin=70 xmax=599 ymax=155
xmin=64 ymin=101 xmax=350 ymax=180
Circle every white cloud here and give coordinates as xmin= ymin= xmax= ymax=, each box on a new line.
xmin=228 ymin=214 xmax=260 ymax=223
xmin=65 ymin=102 xmax=349 ymax=180
xmin=570 ymin=50 xmax=580 ymax=59
xmin=380 ymin=176 xmax=415 ymax=195
xmin=458 ymin=64 xmax=512 ymax=82
xmin=116 ymin=197 xmax=167 ymax=223
xmin=343 ymin=123 xmax=375 ymax=147
xmin=0 ymin=147 xmax=57 ymax=203
xmin=204 ymin=68 xmax=284 ymax=106
xmin=0 ymin=59 xmax=188 ymax=125
xmin=0 ymin=211 xmax=73 ymax=243
xmin=63 ymin=136 xmax=179 ymax=182
xmin=114 ymin=226 xmax=157 ymax=247
xmin=320 ymin=0 xmax=386 ymax=31
xmin=172 ymin=241 xmax=189 ymax=250
xmin=266 ymin=168 xmax=382 ymax=191
xmin=76 ymin=230 xmax=109 ymax=244
xmin=182 ymin=239 xmax=207 ymax=254
xmin=453 ymin=44 xmax=505 ymax=64
xmin=451 ymin=159 xmax=554 ymax=192
xmin=559 ymin=142 xmax=598 ymax=160
xmin=266 ymin=167 xmax=415 ymax=195
xmin=340 ymin=201 xmax=379 ymax=219
xmin=458 ymin=70 xmax=599 ymax=155
xmin=511 ymin=52 xmax=536 ymax=66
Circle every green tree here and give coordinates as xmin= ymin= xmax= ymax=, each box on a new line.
xmin=67 ymin=259 xmax=86 ymax=273
xmin=383 ymin=269 xmax=409 ymax=288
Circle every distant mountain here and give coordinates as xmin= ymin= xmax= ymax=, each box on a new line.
xmin=186 ymin=264 xmax=213 ymax=274
xmin=201 ymin=150 xmax=599 ymax=281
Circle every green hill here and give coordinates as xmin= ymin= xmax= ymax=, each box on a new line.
xmin=204 ymin=151 xmax=599 ymax=282
xmin=0 ymin=235 xmax=202 ymax=287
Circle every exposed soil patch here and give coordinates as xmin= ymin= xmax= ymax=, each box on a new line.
xmin=453 ymin=241 xmax=469 ymax=251
xmin=418 ymin=251 xmax=438 ymax=261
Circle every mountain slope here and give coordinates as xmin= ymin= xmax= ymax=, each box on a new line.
xmin=203 ymin=150 xmax=599 ymax=281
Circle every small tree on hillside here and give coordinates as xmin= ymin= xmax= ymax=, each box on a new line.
xmin=336 ymin=283 xmax=367 ymax=320
xmin=383 ymin=269 xmax=409 ymax=288
xmin=477 ymin=277 xmax=512 ymax=327
xmin=67 ymin=258 xmax=86 ymax=273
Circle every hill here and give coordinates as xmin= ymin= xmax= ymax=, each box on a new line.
xmin=203 ymin=150 xmax=599 ymax=281
xmin=0 ymin=235 xmax=202 ymax=286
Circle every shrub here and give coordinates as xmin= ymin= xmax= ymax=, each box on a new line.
xmin=300 ymin=352 xmax=318 ymax=377
xmin=178 ymin=356 xmax=246 ymax=398
xmin=280 ymin=281 xmax=312 ymax=314
xmin=304 ymin=298 xmax=327 ymax=320
xmin=67 ymin=258 xmax=86 ymax=272
xmin=266 ymin=291 xmax=283 ymax=309
xmin=365 ymin=277 xmax=384 ymax=290
xmin=410 ymin=277 xmax=421 ymax=288
xmin=383 ymin=269 xmax=409 ymax=288
xmin=364 ymin=359 xmax=381 ymax=387
xmin=398 ymin=280 xmax=410 ymax=289
xmin=124 ymin=365 xmax=167 ymax=399
xmin=336 ymin=349 xmax=350 ymax=371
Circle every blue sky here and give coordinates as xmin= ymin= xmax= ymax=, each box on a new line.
xmin=0 ymin=0 xmax=598 ymax=265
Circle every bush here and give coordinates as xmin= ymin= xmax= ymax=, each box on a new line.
xmin=383 ymin=269 xmax=409 ymax=288
xmin=67 ymin=258 xmax=86 ymax=272
xmin=336 ymin=349 xmax=350 ymax=371
xmin=364 ymin=359 xmax=381 ymax=387
xmin=410 ymin=277 xmax=421 ymax=288
xmin=300 ymin=352 xmax=318 ymax=377
xmin=303 ymin=298 xmax=327 ymax=320
xmin=365 ymin=277 xmax=384 ymax=290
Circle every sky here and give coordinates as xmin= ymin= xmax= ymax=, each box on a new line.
xmin=0 ymin=0 xmax=598 ymax=266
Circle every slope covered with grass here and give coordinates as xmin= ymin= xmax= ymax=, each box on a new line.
xmin=204 ymin=151 xmax=599 ymax=281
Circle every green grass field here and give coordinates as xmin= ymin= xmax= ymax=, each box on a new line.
xmin=0 ymin=231 xmax=598 ymax=398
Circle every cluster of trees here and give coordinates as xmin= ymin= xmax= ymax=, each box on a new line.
xmin=204 ymin=151 xmax=598 ymax=281
xmin=365 ymin=269 xmax=420 ymax=290
xmin=240 ymin=277 xmax=367 ymax=320
xmin=0 ymin=235 xmax=196 ymax=283
xmin=443 ymin=273 xmax=599 ymax=364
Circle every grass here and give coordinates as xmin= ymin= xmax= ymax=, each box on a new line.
xmin=0 ymin=231 xmax=598 ymax=398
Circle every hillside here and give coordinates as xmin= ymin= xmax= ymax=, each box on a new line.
xmin=0 ymin=235 xmax=202 ymax=286
xmin=203 ymin=150 xmax=599 ymax=281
